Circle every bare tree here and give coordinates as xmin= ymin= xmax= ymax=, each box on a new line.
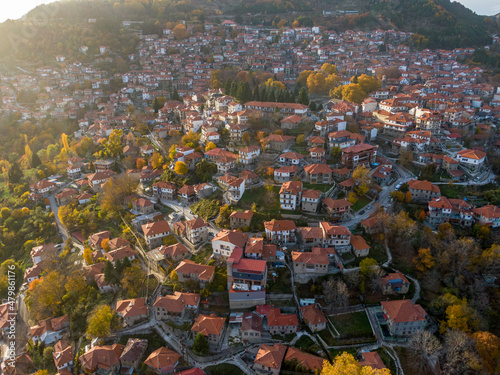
xmin=322 ymin=278 xmax=349 ymax=309
xmin=409 ymin=330 xmax=442 ymax=372
xmin=442 ymin=329 xmax=481 ymax=375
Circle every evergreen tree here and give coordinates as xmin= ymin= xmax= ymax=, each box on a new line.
xmin=172 ymin=88 xmax=180 ymax=101
xmin=152 ymin=98 xmax=160 ymax=114
xmin=193 ymin=333 xmax=209 ymax=354
xmin=268 ymin=89 xmax=276 ymax=102
xmin=229 ymin=81 xmax=238 ymax=98
xmin=309 ymin=101 xmax=317 ymax=111
xmin=8 ymin=162 xmax=23 ymax=184
xmin=253 ymin=88 xmax=260 ymax=101
xmin=276 ymin=90 xmax=284 ymax=103
xmin=224 ymin=78 xmax=233 ymax=95
xmin=318 ymin=103 xmax=324 ymax=111
xmin=260 ymin=87 xmax=267 ymax=102
xmin=285 ymin=90 xmax=294 ymax=103
xmin=103 ymin=261 xmax=117 ymax=285
xmin=293 ymin=84 xmax=300 ymax=98
xmin=297 ymin=87 xmax=309 ymax=105
xmin=31 ymin=152 xmax=42 ymax=168
xmin=122 ymin=256 xmax=131 ymax=269
xmin=236 ymin=81 xmax=252 ymax=104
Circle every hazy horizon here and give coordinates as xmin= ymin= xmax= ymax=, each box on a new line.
xmin=0 ymin=0 xmax=498 ymax=24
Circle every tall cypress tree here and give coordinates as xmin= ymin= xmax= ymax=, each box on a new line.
xmin=229 ymin=81 xmax=238 ymax=98
xmin=297 ymin=87 xmax=309 ymax=105
xmin=8 ymin=162 xmax=23 ymax=184
xmin=224 ymin=78 xmax=233 ymax=95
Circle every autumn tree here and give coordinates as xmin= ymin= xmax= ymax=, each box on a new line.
xmin=357 ymin=74 xmax=381 ymax=94
xmin=352 ymin=165 xmax=371 ymax=197
xmin=321 ymin=353 xmax=391 ymax=375
xmin=409 ymin=330 xmax=442 ymax=372
xmin=205 ymin=142 xmax=217 ymax=152
xmin=443 ymin=330 xmax=482 ymax=374
xmin=321 ymin=63 xmax=338 ymax=75
xmin=307 ymin=72 xmax=327 ymax=94
xmin=174 ymin=161 xmax=188 ymax=175
xmin=173 ymin=24 xmax=189 ymax=40
xmin=181 ymin=131 xmax=200 ymax=148
xmin=195 ymin=159 xmax=217 ymax=182
xmin=322 ymin=279 xmax=349 ymax=308
xmin=121 ymin=265 xmax=145 ymax=298
xmin=296 ymin=134 xmax=305 ymax=146
xmin=215 ymin=204 xmax=232 ymax=229
xmin=86 ymin=305 xmax=118 ymax=339
xmin=100 ymin=174 xmax=139 ymax=213
xmin=100 ymin=129 xmax=123 ymax=158
xmin=150 ymin=151 xmax=165 ymax=169
xmin=472 ymin=331 xmax=500 ymax=374
xmin=413 ymin=248 xmax=435 ymax=272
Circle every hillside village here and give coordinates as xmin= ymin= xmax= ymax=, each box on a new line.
xmin=1 ymin=6 xmax=500 ymax=375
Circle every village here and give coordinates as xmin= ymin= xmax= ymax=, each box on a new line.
xmin=0 ymin=12 xmax=500 ymax=375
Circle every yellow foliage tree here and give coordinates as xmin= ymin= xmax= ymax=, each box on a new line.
xmin=174 ymin=161 xmax=188 ymax=175
xmin=473 ymin=331 xmax=500 ymax=374
xmin=321 ymin=353 xmax=391 ymax=375
xmin=86 ymin=305 xmax=116 ymax=339
xmin=341 ymin=83 xmax=367 ymax=104
xmin=440 ymin=303 xmax=478 ymax=334
xmin=101 ymin=238 xmax=110 ymax=252
xmin=321 ymin=63 xmax=338 ymax=75
xmin=405 ymin=191 xmax=412 ymax=204
xmin=150 ymin=151 xmax=164 ymax=170
xmin=173 ymin=24 xmax=189 ymax=40
xmin=357 ymin=74 xmax=381 ymax=94
xmin=121 ymin=265 xmax=144 ymax=298
xmin=348 ymin=192 xmax=358 ymax=204
xmin=297 ymin=70 xmax=314 ymax=87
xmin=307 ymin=72 xmax=327 ymax=94
xmin=413 ymin=248 xmax=435 ymax=272
xmin=83 ymin=248 xmax=93 ymax=265
xmin=205 ymin=142 xmax=217 ymax=152
xmin=265 ymin=78 xmax=286 ymax=91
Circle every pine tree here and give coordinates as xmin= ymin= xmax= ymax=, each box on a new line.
xmin=253 ymin=88 xmax=260 ymax=101
xmin=31 ymin=152 xmax=42 ymax=168
xmin=268 ymin=89 xmax=276 ymax=102
xmin=172 ymin=88 xmax=180 ymax=101
xmin=224 ymin=78 xmax=233 ymax=95
xmin=309 ymin=101 xmax=317 ymax=111
xmin=229 ymin=81 xmax=238 ymax=98
xmin=260 ymin=87 xmax=267 ymax=102
xmin=122 ymin=256 xmax=131 ymax=269
xmin=297 ymin=87 xmax=309 ymax=105
xmin=8 ymin=162 xmax=23 ymax=184
xmin=103 ymin=261 xmax=116 ymax=284
xmin=193 ymin=333 xmax=209 ymax=354
xmin=152 ymin=98 xmax=160 ymax=114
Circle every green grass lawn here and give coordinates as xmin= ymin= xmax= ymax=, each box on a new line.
xmin=205 ymin=363 xmax=244 ymax=375
xmin=318 ymin=329 xmax=337 ymax=346
xmin=295 ymin=335 xmax=315 ymax=351
xmin=352 ymin=196 xmax=371 ymax=212
xmin=237 ymin=186 xmax=280 ymax=214
xmin=439 ymin=184 xmax=466 ymax=199
xmin=330 ymin=311 xmax=373 ymax=337
xmin=377 ymin=347 xmax=397 ymax=375
xmin=267 ymin=267 xmax=292 ymax=293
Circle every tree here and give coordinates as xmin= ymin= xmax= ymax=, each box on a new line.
xmin=173 ymin=24 xmax=189 ymax=40
xmin=195 ymin=159 xmax=217 ymax=182
xmin=321 ymin=63 xmax=338 ymax=75
xmin=181 ymin=131 xmax=200 ymax=148
xmin=171 ymin=88 xmax=180 ymax=101
xmin=101 ymin=129 xmax=123 ymax=158
xmin=86 ymin=305 xmax=117 ymax=339
xmin=104 ymin=261 xmax=118 ymax=285
xmin=297 ymin=87 xmax=309 ymax=105
xmin=472 ymin=331 xmax=500 ymax=374
xmin=296 ymin=134 xmax=305 ymax=146
xmin=150 ymin=152 xmax=164 ymax=169
xmin=193 ymin=333 xmax=209 ymax=355
xmin=322 ymin=279 xmax=349 ymax=308
xmin=409 ymin=330 xmax=442 ymax=372
xmin=357 ymin=74 xmax=381 ymax=94
xmin=174 ymin=161 xmax=188 ymax=175
xmin=242 ymin=131 xmax=251 ymax=145
xmin=321 ymin=353 xmax=391 ymax=375
xmin=205 ymin=142 xmax=217 ymax=152
xmin=352 ymin=165 xmax=371 ymax=197
xmin=443 ymin=330 xmax=482 ymax=375
xmin=340 ymin=83 xmax=367 ymax=104
xmin=8 ymin=161 xmax=23 ymax=183
xmin=405 ymin=191 xmax=412 ymax=204
xmin=215 ymin=204 xmax=232 ymax=229
xmin=413 ymin=248 xmax=435 ymax=272
xmin=122 ymin=265 xmax=145 ymax=298
xmin=31 ymin=152 xmax=42 ymax=168
xmin=307 ymin=72 xmax=327 ymax=94
xmin=236 ymin=81 xmax=252 ymax=103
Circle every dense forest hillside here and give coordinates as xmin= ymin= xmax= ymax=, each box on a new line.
xmin=0 ymin=0 xmax=497 ymax=67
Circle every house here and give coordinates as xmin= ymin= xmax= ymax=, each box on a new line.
xmin=142 ymin=220 xmax=172 ymax=248
xmin=105 ymin=245 xmax=136 ymax=264
xmin=253 ymin=344 xmax=287 ymax=375
xmin=31 ymin=244 xmax=57 ymax=264
xmin=303 ymin=164 xmax=333 ymax=184
xmin=301 ymin=189 xmax=322 ymax=213
xmin=264 ymin=220 xmax=297 ymax=244
xmin=380 ymin=272 xmax=410 ymax=295
xmin=79 ymin=344 xmax=125 ymax=375
xmin=380 ymin=300 xmax=427 ymax=337
xmin=244 ymin=238 xmax=278 ymax=262
xmin=144 ymin=347 xmax=180 ymax=374
xmin=280 ymin=114 xmax=303 ymax=129
xmin=284 ymin=348 xmax=324 ymax=372
xmin=318 ymin=222 xmax=351 ymax=252
xmin=309 ymin=147 xmax=326 ymax=163
xmin=328 ymin=130 xmax=357 ymax=149
xmin=191 ymin=314 xmax=225 ymax=344
xmin=116 ymin=298 xmax=149 ymax=326
xmin=30 ymin=180 xmax=57 ymax=198
xmin=341 ymin=143 xmax=377 ymax=169
xmin=230 ymin=210 xmax=254 ymax=229
xmin=217 ymin=174 xmax=245 ymax=202
xmin=152 ymin=181 xmax=176 ymax=200
xmin=262 ymin=134 xmax=296 ymax=152
xmin=239 ymin=169 xmax=260 ymax=186
xmin=215 ymin=154 xmax=238 ymax=174
xmin=227 ymin=248 xmax=267 ymax=308
xmin=292 ymin=248 xmax=329 ymax=278
xmin=428 ymin=196 xmax=453 ymax=225
xmin=239 ymin=145 xmax=260 ymax=164
xmin=274 ymin=166 xmax=299 ymax=183
xmin=87 ymin=171 xmax=115 ymax=191
xmin=241 ymin=312 xmax=263 ymax=342
xmin=55 ymin=188 xmax=77 ymax=205
xmin=153 ymin=292 xmax=200 ymax=320
xmin=53 ymin=340 xmax=73 ymax=372
xmin=148 ymin=243 xmax=190 ymax=265
xmin=120 ymin=339 xmax=148 ymax=371
xmin=300 ymin=303 xmax=327 ymax=332
xmin=361 ymin=215 xmax=383 ymax=234
xmin=267 ymin=308 xmax=299 ymax=335
xmin=322 ymin=198 xmax=353 ymax=221
xmin=456 ymin=149 xmax=487 ymax=171
xmin=407 ymin=180 xmax=440 ymax=202
xmin=211 ymin=229 xmax=249 ymax=258
xmin=473 ymin=205 xmax=500 ymax=228
xmin=175 ymin=260 xmax=215 ymax=287
xmin=132 ymin=198 xmax=155 ymax=214
xmin=350 ymin=235 xmax=370 ymax=257
xmin=89 ymin=230 xmax=112 ymax=250
xmin=30 ymin=315 xmax=69 ymax=345
xmin=279 ymin=151 xmax=305 ymax=166
xmin=359 ymin=352 xmax=387 ymax=371
xmin=178 ymin=185 xmax=197 ymax=206
xmin=95 ymin=273 xmax=112 ymax=293
xmin=279 ymin=181 xmax=303 ymax=210
xmin=174 ymin=218 xmax=209 ymax=245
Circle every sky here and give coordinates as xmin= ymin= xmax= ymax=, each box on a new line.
xmin=0 ymin=0 xmax=498 ymax=23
